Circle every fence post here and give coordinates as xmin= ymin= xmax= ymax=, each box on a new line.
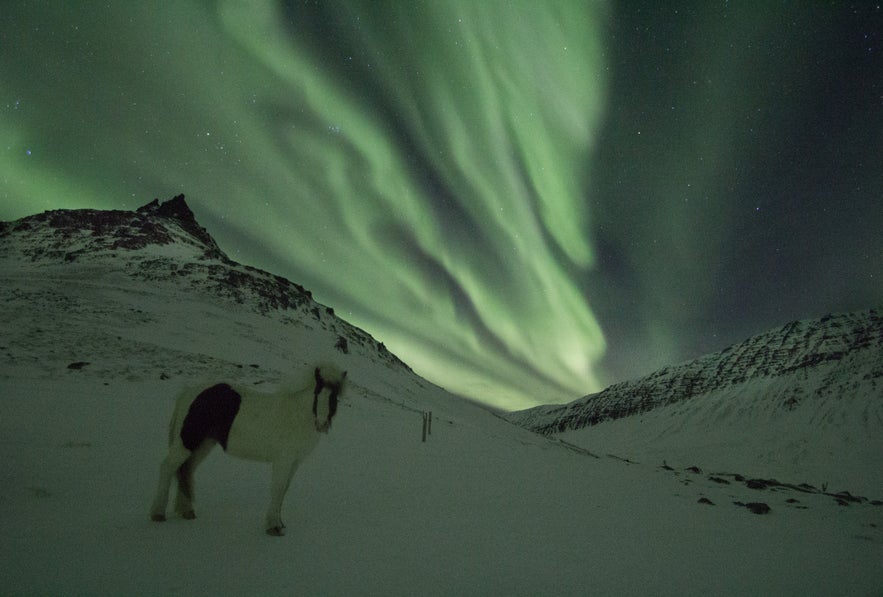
xmin=422 ymin=411 xmax=428 ymax=442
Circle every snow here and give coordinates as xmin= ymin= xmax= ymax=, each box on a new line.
xmin=1 ymin=222 xmax=881 ymax=595
xmin=558 ymin=368 xmax=883 ymax=498
xmin=510 ymin=309 xmax=883 ymax=497
xmin=3 ymin=376 xmax=880 ymax=595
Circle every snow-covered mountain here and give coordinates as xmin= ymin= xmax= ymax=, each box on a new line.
xmin=1 ymin=197 xmax=881 ymax=595
xmin=509 ymin=309 xmax=882 ymax=433
xmin=0 ymin=194 xmax=410 ymax=376
xmin=508 ymin=308 xmax=883 ymax=494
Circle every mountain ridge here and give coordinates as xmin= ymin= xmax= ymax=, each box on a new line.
xmin=0 ymin=194 xmax=226 ymax=262
xmin=508 ymin=307 xmax=883 ymax=434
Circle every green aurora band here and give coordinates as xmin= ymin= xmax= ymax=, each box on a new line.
xmin=0 ymin=1 xmax=609 ymax=409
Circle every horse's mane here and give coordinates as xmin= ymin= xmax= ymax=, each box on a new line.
xmin=315 ymin=363 xmax=347 ymax=387
xmin=272 ymin=362 xmax=347 ymax=398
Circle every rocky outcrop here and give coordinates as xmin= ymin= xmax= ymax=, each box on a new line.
xmin=0 ymin=194 xmax=226 ymax=262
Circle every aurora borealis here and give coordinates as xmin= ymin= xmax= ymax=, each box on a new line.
xmin=1 ymin=2 xmax=881 ymax=410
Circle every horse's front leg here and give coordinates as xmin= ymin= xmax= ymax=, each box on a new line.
xmin=265 ymin=457 xmax=299 ymax=536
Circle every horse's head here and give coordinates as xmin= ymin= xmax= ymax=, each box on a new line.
xmin=312 ymin=365 xmax=347 ymax=433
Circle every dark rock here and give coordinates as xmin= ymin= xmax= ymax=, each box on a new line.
xmin=734 ymin=501 xmax=771 ymax=515
xmin=746 ymin=502 xmax=771 ymax=515
xmin=745 ymin=478 xmax=777 ymax=490
xmin=831 ymin=491 xmax=864 ymax=504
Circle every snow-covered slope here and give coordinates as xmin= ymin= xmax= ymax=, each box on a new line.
xmin=1 ymin=197 xmax=881 ymax=595
xmin=0 ymin=195 xmax=410 ymax=375
xmin=508 ymin=309 xmax=883 ymax=495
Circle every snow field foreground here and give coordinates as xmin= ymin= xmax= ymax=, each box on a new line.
xmin=1 ymin=375 xmax=881 ymax=596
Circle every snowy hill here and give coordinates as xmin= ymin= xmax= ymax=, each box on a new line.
xmin=0 ymin=194 xmax=410 ymax=374
xmin=508 ymin=309 xmax=883 ymax=495
xmin=1 ymin=197 xmax=881 ymax=595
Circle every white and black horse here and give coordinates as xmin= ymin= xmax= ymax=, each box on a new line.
xmin=150 ymin=365 xmax=347 ymax=536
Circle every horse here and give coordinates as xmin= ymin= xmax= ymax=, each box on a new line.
xmin=149 ymin=364 xmax=347 ymax=536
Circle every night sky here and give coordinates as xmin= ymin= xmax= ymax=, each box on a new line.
xmin=1 ymin=2 xmax=881 ymax=410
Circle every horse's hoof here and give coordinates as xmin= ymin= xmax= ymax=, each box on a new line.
xmin=181 ymin=510 xmax=196 ymax=520
xmin=266 ymin=526 xmax=285 ymax=537
xmin=150 ymin=513 xmax=166 ymax=522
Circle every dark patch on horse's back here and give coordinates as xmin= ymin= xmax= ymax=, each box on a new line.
xmin=180 ymin=383 xmax=242 ymax=451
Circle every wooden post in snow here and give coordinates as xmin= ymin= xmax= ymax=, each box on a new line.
xmin=421 ymin=411 xmax=434 ymax=442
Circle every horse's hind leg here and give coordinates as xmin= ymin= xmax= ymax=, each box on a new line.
xmin=150 ymin=443 xmax=191 ymax=522
xmin=174 ymin=439 xmax=216 ymax=519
